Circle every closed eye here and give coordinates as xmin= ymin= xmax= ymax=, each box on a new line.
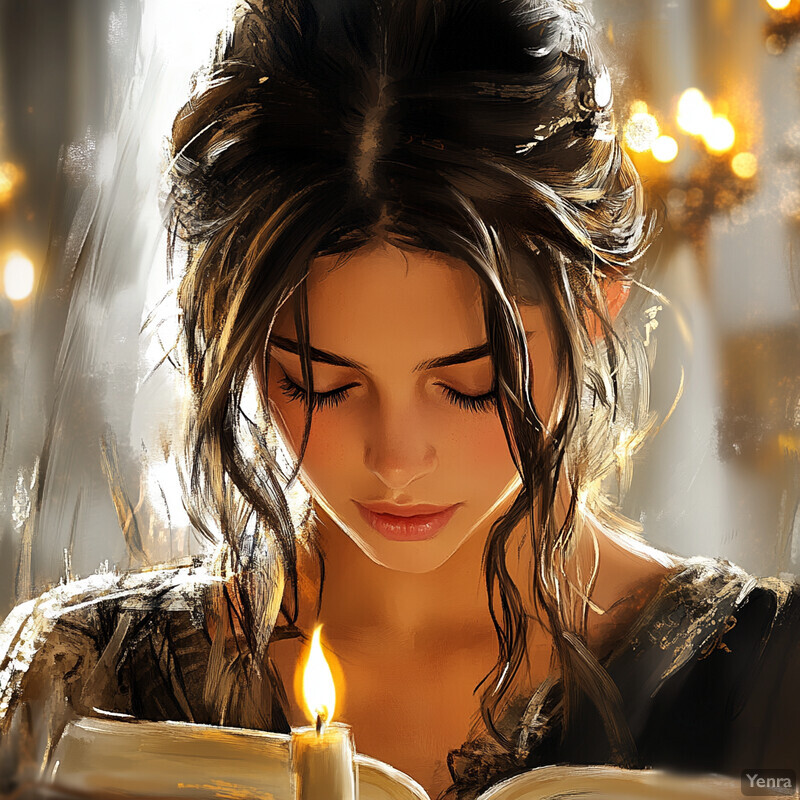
xmin=278 ymin=370 xmax=359 ymax=411
xmin=435 ymin=382 xmax=497 ymax=413
xmin=277 ymin=369 xmax=496 ymax=414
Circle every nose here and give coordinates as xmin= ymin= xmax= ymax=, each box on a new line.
xmin=363 ymin=399 xmax=438 ymax=492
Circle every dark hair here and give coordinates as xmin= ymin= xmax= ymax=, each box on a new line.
xmin=164 ymin=0 xmax=656 ymax=761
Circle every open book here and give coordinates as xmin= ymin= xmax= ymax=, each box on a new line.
xmin=46 ymin=716 xmax=744 ymax=800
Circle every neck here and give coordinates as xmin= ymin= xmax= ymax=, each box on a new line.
xmin=295 ymin=505 xmax=499 ymax=651
xmin=288 ymin=499 xmax=674 ymax=660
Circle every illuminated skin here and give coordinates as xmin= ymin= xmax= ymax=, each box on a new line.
xmin=265 ymin=241 xmax=670 ymax=793
xmin=267 ymin=241 xmax=557 ymax=574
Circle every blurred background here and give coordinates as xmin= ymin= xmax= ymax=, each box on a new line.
xmin=0 ymin=0 xmax=798 ymax=617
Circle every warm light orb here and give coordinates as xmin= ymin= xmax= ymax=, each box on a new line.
xmin=652 ymin=135 xmax=679 ymax=163
xmin=3 ymin=253 xmax=35 ymax=301
xmin=302 ymin=626 xmax=336 ymax=726
xmin=767 ymin=0 xmax=791 ymax=9
xmin=0 ymin=163 xmax=22 ymax=204
xmin=731 ymin=152 xmax=758 ymax=179
xmin=703 ymin=115 xmax=736 ymax=154
xmin=624 ymin=112 xmax=659 ymax=153
xmin=677 ymin=88 xmax=713 ymax=136
xmin=629 ymin=99 xmax=649 ymax=115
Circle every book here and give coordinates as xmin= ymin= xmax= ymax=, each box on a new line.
xmin=44 ymin=716 xmax=747 ymax=800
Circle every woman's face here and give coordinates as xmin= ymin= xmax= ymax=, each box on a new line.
xmin=266 ymin=242 xmax=557 ymax=573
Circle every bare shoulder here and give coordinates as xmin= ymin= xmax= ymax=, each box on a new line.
xmin=586 ymin=530 xmax=679 ymax=658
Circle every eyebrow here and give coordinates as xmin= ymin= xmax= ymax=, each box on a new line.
xmin=269 ymin=336 xmax=493 ymax=372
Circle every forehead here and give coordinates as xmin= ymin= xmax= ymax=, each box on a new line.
xmin=277 ymin=243 xmax=488 ymax=363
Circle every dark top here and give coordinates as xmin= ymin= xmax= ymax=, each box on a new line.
xmin=1 ymin=555 xmax=798 ymax=798
xmin=447 ymin=556 xmax=800 ymax=797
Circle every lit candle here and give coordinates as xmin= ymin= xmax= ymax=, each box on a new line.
xmin=290 ymin=626 xmax=357 ymax=800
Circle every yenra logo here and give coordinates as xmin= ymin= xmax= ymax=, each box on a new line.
xmin=741 ymin=770 xmax=796 ymax=797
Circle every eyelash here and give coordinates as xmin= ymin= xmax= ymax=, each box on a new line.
xmin=277 ymin=372 xmax=497 ymax=413
xmin=435 ymin=383 xmax=498 ymax=413
xmin=278 ymin=373 xmax=357 ymax=410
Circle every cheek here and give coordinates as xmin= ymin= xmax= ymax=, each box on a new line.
xmin=437 ymin=412 xmax=518 ymax=493
xmin=267 ymin=394 xmax=305 ymax=455
xmin=267 ymin=389 xmax=358 ymax=493
xmin=462 ymin=418 xmax=510 ymax=464
xmin=266 ymin=368 xmax=307 ymax=460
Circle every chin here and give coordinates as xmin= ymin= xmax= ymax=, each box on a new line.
xmin=359 ymin=537 xmax=459 ymax=574
xmin=341 ymin=517 xmax=470 ymax=574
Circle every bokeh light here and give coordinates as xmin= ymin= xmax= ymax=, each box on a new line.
xmin=624 ymin=112 xmax=659 ymax=153
xmin=765 ymin=33 xmax=787 ymax=54
xmin=652 ymin=135 xmax=679 ymax=163
xmin=766 ymin=0 xmax=791 ymax=9
xmin=731 ymin=152 xmax=758 ymax=179
xmin=677 ymin=88 xmax=713 ymax=136
xmin=703 ymin=115 xmax=736 ymax=154
xmin=0 ymin=163 xmax=23 ymax=204
xmin=4 ymin=253 xmax=35 ymax=301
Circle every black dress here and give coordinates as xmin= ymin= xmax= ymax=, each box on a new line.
xmin=447 ymin=556 xmax=800 ymax=797
xmin=1 ymin=555 xmax=798 ymax=798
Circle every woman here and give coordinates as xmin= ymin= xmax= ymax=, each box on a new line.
xmin=1 ymin=0 xmax=799 ymax=797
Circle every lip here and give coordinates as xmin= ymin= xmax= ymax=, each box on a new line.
xmin=354 ymin=501 xmax=461 ymax=542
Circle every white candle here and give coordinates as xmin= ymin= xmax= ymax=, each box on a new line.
xmin=290 ymin=720 xmax=357 ymax=800
xmin=291 ymin=626 xmax=357 ymax=800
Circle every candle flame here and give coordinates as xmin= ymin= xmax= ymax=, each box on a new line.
xmin=302 ymin=625 xmax=336 ymax=727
